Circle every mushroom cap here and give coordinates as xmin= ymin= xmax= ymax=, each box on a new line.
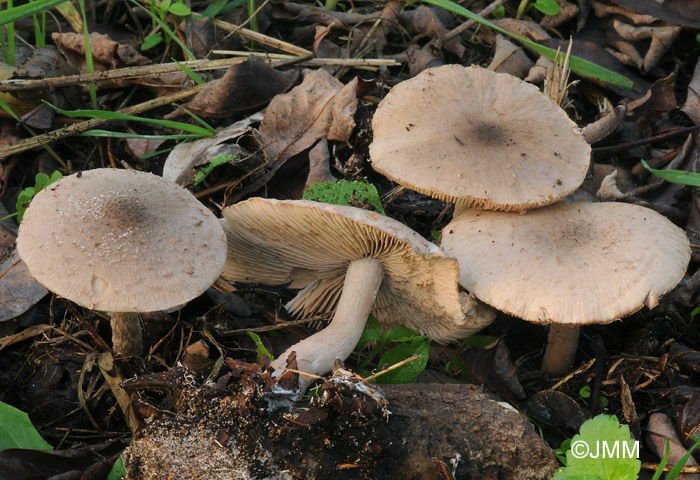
xmin=441 ymin=201 xmax=690 ymax=325
xmin=369 ymin=65 xmax=591 ymax=211
xmin=221 ymin=198 xmax=492 ymax=343
xmin=17 ymin=168 xmax=227 ymax=312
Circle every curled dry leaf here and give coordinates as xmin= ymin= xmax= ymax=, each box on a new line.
xmin=609 ymin=0 xmax=700 ymax=28
xmin=487 ymin=35 xmax=534 ymax=79
xmin=646 ymin=412 xmax=700 ymax=479
xmin=260 ymin=69 xmax=359 ymax=168
xmin=675 ymin=391 xmax=700 ymax=449
xmin=681 ymin=56 xmax=700 ymax=125
xmin=540 ymin=0 xmax=579 ymax=28
xmin=162 ymin=111 xmax=264 ymax=186
xmin=0 ymin=250 xmax=47 ymax=322
xmin=399 ymin=6 xmax=465 ymax=58
xmin=305 ymin=139 xmax=335 ymax=189
xmin=177 ymin=56 xmax=299 ymax=118
xmin=581 ymin=101 xmax=628 ymax=144
xmin=52 ymin=32 xmax=149 ymax=73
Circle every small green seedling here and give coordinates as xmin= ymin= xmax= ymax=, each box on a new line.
xmin=247 ymin=331 xmax=274 ymax=363
xmin=356 ymin=316 xmax=429 ymax=384
xmin=553 ymin=415 xmax=640 ymax=479
xmin=303 ymin=180 xmax=385 ymax=214
xmin=578 ymin=386 xmax=609 ymax=408
xmin=0 ymin=170 xmax=63 ymax=223
xmin=194 ymin=154 xmax=238 ymax=185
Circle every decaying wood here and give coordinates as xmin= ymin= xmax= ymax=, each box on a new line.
xmin=122 ymin=365 xmax=557 ymax=480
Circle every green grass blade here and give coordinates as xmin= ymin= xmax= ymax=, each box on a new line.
xmin=48 ymin=103 xmax=216 ymax=136
xmin=0 ymin=0 xmax=69 ymax=26
xmin=421 ymin=0 xmax=633 ymax=88
xmin=665 ymin=437 xmax=700 ymax=480
xmin=80 ymin=129 xmax=201 ymax=140
xmin=641 ymin=159 xmax=700 ymax=187
xmin=77 ymin=0 xmax=97 ymax=109
xmin=173 ymin=59 xmax=206 ymax=84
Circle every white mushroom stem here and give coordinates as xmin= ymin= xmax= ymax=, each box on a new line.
xmin=271 ymin=257 xmax=384 ymax=391
xmin=110 ymin=312 xmax=144 ymax=357
xmin=541 ymin=324 xmax=580 ymax=374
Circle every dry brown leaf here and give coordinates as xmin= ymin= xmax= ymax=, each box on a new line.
xmin=260 ymin=69 xmax=359 ymax=168
xmin=305 ymin=139 xmax=335 ymax=189
xmin=682 ymin=56 xmax=700 ymax=125
xmin=609 ymin=0 xmax=700 ymax=28
xmin=540 ymin=0 xmax=579 ymax=28
xmin=0 ymin=250 xmax=47 ymax=322
xmin=487 ymin=35 xmax=534 ymax=79
xmin=646 ymin=413 xmax=700 ymax=479
xmin=177 ymin=56 xmax=299 ymax=118
xmin=399 ymin=6 xmax=465 ymax=59
xmin=52 ymin=32 xmax=150 ymax=72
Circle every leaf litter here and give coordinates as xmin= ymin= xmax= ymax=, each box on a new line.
xmin=1 ymin=0 xmax=700 ymax=478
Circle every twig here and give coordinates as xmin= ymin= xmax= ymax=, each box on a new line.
xmin=219 ymin=315 xmax=331 ymax=336
xmin=212 ymin=18 xmax=312 ymax=56
xmin=363 ymin=355 xmax=420 ymax=383
xmin=641 ymin=462 xmax=700 ymax=474
xmin=0 ymin=83 xmax=207 ymax=160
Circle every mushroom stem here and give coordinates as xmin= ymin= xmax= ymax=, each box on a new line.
xmin=272 ymin=257 xmax=384 ymax=391
xmin=111 ymin=312 xmax=143 ymax=357
xmin=541 ymin=324 xmax=580 ymax=373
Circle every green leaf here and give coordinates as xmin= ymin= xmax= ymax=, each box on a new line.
xmin=0 ymin=0 xmax=69 ymax=26
xmin=641 ymin=159 xmax=700 ymax=187
xmin=141 ymin=33 xmax=163 ymax=51
xmin=303 ymin=180 xmax=385 ymax=214
xmin=106 ymin=458 xmax=127 ymax=480
xmin=194 ymin=154 xmax=238 ymax=185
xmin=80 ymin=129 xmax=199 ymax=140
xmin=0 ymin=401 xmax=52 ymax=451
xmin=421 ymin=0 xmax=633 ymax=88
xmin=461 ymin=334 xmax=498 ymax=348
xmin=579 ymin=386 xmax=591 ymax=399
xmin=533 ymin=0 xmax=560 ymax=15
xmin=47 ymin=103 xmax=216 ymax=137
xmin=492 ymin=5 xmax=505 ymax=18
xmin=374 ymin=336 xmax=430 ymax=384
xmin=388 ymin=324 xmax=419 ymax=343
xmin=14 ymin=170 xmax=62 ymax=223
xmin=247 ymin=332 xmax=274 ymax=363
xmin=553 ymin=415 xmax=641 ymax=480
xmin=168 ymin=2 xmax=191 ymax=15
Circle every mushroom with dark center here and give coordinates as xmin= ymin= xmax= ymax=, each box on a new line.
xmin=220 ymin=198 xmax=496 ymax=391
xmin=369 ymin=64 xmax=591 ymax=212
xmin=440 ymin=201 xmax=691 ymax=373
xmin=17 ymin=168 xmax=227 ymax=356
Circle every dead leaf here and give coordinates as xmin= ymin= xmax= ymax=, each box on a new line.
xmin=260 ymin=69 xmax=359 ymax=168
xmin=162 ymin=111 xmax=264 ymax=186
xmin=609 ymin=0 xmax=700 ymax=28
xmin=399 ymin=6 xmax=465 ymax=59
xmin=540 ymin=0 xmax=579 ymax=28
xmin=676 ymin=392 xmax=700 ymax=448
xmin=459 ymin=339 xmax=525 ymax=402
xmin=0 ymin=250 xmax=47 ymax=323
xmin=125 ymin=138 xmax=167 ymax=160
xmin=522 ymin=390 xmax=588 ymax=431
xmin=305 ymin=139 xmax=335 ymax=188
xmin=176 ymin=56 xmax=299 ymax=118
xmin=487 ymin=35 xmax=534 ymax=79
xmin=52 ymin=32 xmax=150 ymax=72
xmin=646 ymin=412 xmax=700 ymax=478
xmin=682 ymin=56 xmax=700 ymax=125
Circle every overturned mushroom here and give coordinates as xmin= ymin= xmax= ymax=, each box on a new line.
xmin=221 ymin=198 xmax=495 ymax=391
xmin=370 ymin=65 xmax=591 ymax=212
xmin=441 ymin=202 xmax=690 ymax=373
xmin=17 ymin=168 xmax=227 ymax=356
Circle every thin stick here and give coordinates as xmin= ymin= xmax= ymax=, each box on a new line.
xmin=0 ymin=83 xmax=207 ymax=160
xmin=440 ymin=0 xmax=508 ymax=44
xmin=212 ymin=18 xmax=312 ymax=56
xmin=219 ymin=315 xmax=331 ymax=335
xmin=363 ymin=354 xmax=420 ymax=383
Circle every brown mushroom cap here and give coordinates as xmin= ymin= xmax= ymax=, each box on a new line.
xmin=369 ymin=65 xmax=591 ymax=211
xmin=221 ymin=197 xmax=492 ymax=342
xmin=17 ymin=168 xmax=226 ymax=312
xmin=441 ymin=201 xmax=690 ymax=324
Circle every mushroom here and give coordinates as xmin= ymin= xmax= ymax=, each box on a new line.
xmin=369 ymin=65 xmax=591 ymax=212
xmin=220 ymin=198 xmax=495 ymax=391
xmin=17 ymin=168 xmax=227 ymax=356
xmin=440 ymin=201 xmax=690 ymax=373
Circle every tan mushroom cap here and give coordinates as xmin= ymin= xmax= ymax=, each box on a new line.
xmin=221 ymin=198 xmax=492 ymax=342
xmin=17 ymin=168 xmax=226 ymax=312
xmin=370 ymin=65 xmax=591 ymax=211
xmin=441 ymin=202 xmax=690 ymax=324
